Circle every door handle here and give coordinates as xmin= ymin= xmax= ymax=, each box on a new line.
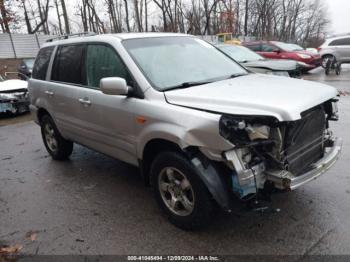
xmin=45 ymin=91 xmax=54 ymax=97
xmin=78 ymin=98 xmax=91 ymax=106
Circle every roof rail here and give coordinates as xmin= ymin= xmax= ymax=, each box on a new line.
xmin=46 ymin=32 xmax=97 ymax=42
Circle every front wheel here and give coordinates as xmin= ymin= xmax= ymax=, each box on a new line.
xmin=150 ymin=151 xmax=216 ymax=230
xmin=41 ymin=115 xmax=73 ymax=160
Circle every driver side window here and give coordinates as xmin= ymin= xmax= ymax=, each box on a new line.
xmin=262 ymin=44 xmax=276 ymax=52
xmin=85 ymin=44 xmax=132 ymax=88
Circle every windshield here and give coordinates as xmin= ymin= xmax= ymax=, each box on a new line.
xmin=288 ymin=44 xmax=304 ymax=51
xmin=24 ymin=58 xmax=35 ymax=69
xmin=218 ymin=44 xmax=264 ymax=62
xmin=273 ymin=41 xmax=303 ymax=52
xmin=122 ymin=37 xmax=248 ymax=91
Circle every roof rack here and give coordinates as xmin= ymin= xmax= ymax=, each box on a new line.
xmin=46 ymin=32 xmax=97 ymax=42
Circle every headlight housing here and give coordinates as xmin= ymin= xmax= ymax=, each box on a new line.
xmin=219 ymin=115 xmax=278 ymax=146
xmin=0 ymin=93 xmax=17 ymax=102
xmin=297 ymin=53 xmax=311 ymax=59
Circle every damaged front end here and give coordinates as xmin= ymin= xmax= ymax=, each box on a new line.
xmin=219 ymin=99 xmax=342 ymax=199
xmin=0 ymin=90 xmax=30 ymax=114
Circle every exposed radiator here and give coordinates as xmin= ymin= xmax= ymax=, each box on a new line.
xmin=283 ymin=107 xmax=326 ymax=175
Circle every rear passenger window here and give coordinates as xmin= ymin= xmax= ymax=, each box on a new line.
xmin=261 ymin=44 xmax=275 ymax=52
xmin=246 ymin=44 xmax=261 ymax=52
xmin=32 ymin=46 xmax=54 ymax=80
xmin=85 ymin=44 xmax=131 ymax=88
xmin=329 ymin=38 xmax=350 ymax=46
xmin=51 ymin=44 xmax=85 ymax=85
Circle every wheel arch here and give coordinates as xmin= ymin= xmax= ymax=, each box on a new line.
xmin=321 ymin=53 xmax=336 ymax=59
xmin=140 ymin=138 xmax=232 ymax=212
xmin=140 ymin=138 xmax=184 ymax=186
xmin=37 ymin=107 xmax=51 ymax=124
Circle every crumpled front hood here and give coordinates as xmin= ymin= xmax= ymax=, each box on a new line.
xmin=164 ymin=74 xmax=337 ymax=121
xmin=243 ymin=59 xmax=297 ymax=71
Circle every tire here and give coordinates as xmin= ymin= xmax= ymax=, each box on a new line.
xmin=321 ymin=55 xmax=335 ymax=69
xmin=40 ymin=114 xmax=73 ymax=160
xmin=336 ymin=64 xmax=341 ymax=75
xmin=150 ymin=151 xmax=216 ymax=230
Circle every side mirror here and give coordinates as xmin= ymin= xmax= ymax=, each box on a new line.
xmin=100 ymin=77 xmax=128 ymax=96
xmin=273 ymin=49 xmax=281 ymax=53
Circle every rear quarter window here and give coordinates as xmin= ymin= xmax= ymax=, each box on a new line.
xmin=32 ymin=46 xmax=55 ymax=80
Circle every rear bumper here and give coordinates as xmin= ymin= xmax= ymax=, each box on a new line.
xmin=266 ymin=137 xmax=342 ymax=190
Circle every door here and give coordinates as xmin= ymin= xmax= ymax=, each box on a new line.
xmin=336 ymin=37 xmax=350 ymax=61
xmin=48 ymin=44 xmax=87 ymax=141
xmin=31 ymin=46 xmax=55 ymax=115
xmin=259 ymin=43 xmax=282 ymax=59
xmin=76 ymin=44 xmax=138 ymax=165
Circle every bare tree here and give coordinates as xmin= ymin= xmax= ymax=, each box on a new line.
xmin=54 ymin=0 xmax=63 ymax=34
xmin=120 ymin=0 xmax=129 ymax=32
xmin=61 ymin=0 xmax=70 ymax=34
xmin=21 ymin=0 xmax=50 ymax=34
xmin=134 ymin=0 xmax=143 ymax=32
xmin=0 ymin=0 xmax=11 ymax=33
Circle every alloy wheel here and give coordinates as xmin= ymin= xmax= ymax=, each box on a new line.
xmin=44 ymin=123 xmax=58 ymax=152
xmin=158 ymin=167 xmax=195 ymax=216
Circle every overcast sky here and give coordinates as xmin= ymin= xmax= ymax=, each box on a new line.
xmin=63 ymin=0 xmax=349 ymax=36
xmin=327 ymin=0 xmax=350 ymax=35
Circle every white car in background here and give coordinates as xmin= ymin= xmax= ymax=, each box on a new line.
xmin=319 ymin=36 xmax=350 ymax=68
xmin=0 ymin=73 xmax=29 ymax=114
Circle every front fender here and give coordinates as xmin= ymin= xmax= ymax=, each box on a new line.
xmin=136 ymin=123 xmax=190 ymax=159
xmin=191 ymin=157 xmax=232 ymax=212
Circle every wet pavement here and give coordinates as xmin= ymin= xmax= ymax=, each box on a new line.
xmin=0 ymin=66 xmax=350 ymax=256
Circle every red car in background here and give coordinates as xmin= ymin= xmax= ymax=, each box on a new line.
xmin=243 ymin=41 xmax=322 ymax=72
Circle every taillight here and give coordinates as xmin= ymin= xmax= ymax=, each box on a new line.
xmin=316 ymin=47 xmax=322 ymax=53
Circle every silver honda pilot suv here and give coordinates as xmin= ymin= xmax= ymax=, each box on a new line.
xmin=29 ymin=33 xmax=342 ymax=230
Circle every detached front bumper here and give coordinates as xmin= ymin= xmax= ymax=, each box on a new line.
xmin=266 ymin=137 xmax=342 ymax=190
xmin=0 ymin=100 xmax=30 ymax=114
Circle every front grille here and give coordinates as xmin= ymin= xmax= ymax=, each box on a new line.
xmin=283 ymin=107 xmax=326 ymax=175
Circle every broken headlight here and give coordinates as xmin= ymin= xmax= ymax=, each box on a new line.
xmin=0 ymin=93 xmax=17 ymax=103
xmin=219 ymin=115 xmax=277 ymax=146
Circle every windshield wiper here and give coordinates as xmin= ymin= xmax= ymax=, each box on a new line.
xmin=164 ymin=81 xmax=212 ymax=91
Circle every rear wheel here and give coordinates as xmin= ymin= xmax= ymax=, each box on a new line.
xmin=40 ymin=115 xmax=73 ymax=160
xmin=336 ymin=63 xmax=342 ymax=75
xmin=150 ymin=151 xmax=216 ymax=230
xmin=322 ymin=55 xmax=335 ymax=69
